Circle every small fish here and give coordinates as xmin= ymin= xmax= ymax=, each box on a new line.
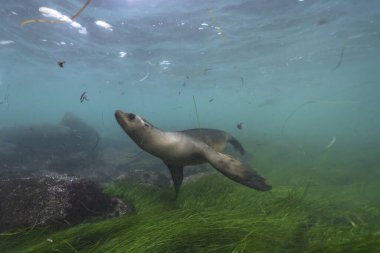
xmin=208 ymin=98 xmax=214 ymax=103
xmin=58 ymin=61 xmax=65 ymax=68
xmin=236 ymin=122 xmax=243 ymax=130
xmin=80 ymin=91 xmax=88 ymax=103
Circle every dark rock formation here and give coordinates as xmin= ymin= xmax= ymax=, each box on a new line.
xmin=60 ymin=112 xmax=100 ymax=153
xmin=0 ymin=175 xmax=134 ymax=232
xmin=0 ymin=113 xmax=100 ymax=179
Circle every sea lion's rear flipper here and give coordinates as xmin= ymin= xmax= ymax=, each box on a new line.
xmin=165 ymin=163 xmax=184 ymax=197
xmin=228 ymin=136 xmax=245 ymax=156
xmin=204 ymin=148 xmax=271 ymax=191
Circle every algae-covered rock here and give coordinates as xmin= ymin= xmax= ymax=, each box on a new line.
xmin=0 ymin=175 xmax=134 ymax=232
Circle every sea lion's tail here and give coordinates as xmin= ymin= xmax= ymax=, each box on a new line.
xmin=204 ymin=147 xmax=271 ymax=191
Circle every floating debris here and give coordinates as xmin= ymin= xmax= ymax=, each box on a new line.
xmin=20 ymin=7 xmax=87 ymax=34
xmin=192 ymin=96 xmax=201 ymax=129
xmin=80 ymin=91 xmax=88 ymax=103
xmin=240 ymin=77 xmax=244 ymax=87
xmin=331 ymin=47 xmax=345 ymax=71
xmin=236 ymin=122 xmax=243 ymax=130
xmin=58 ymin=60 xmax=65 ymax=68
xmin=21 ymin=0 xmax=92 ymax=27
xmin=326 ymin=136 xmax=336 ymax=149
xmin=139 ymin=73 xmax=150 ymax=82
xmin=208 ymin=98 xmax=214 ymax=103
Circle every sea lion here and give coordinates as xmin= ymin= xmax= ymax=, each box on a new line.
xmin=115 ymin=110 xmax=271 ymax=196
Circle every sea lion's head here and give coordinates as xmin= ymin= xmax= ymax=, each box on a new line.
xmin=115 ymin=110 xmax=155 ymax=145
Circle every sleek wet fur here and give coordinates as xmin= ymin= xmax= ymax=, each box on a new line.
xmin=115 ymin=110 xmax=271 ymax=197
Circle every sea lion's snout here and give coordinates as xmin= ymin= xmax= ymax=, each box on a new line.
xmin=115 ymin=110 xmax=139 ymax=130
xmin=115 ymin=110 xmax=124 ymax=121
xmin=115 ymin=110 xmax=124 ymax=117
xmin=115 ymin=110 xmax=130 ymax=128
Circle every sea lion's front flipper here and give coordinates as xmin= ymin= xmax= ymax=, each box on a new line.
xmin=165 ymin=163 xmax=184 ymax=197
xmin=204 ymin=148 xmax=271 ymax=191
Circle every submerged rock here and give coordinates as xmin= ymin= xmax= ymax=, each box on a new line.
xmin=0 ymin=175 xmax=134 ymax=232
xmin=60 ymin=112 xmax=100 ymax=153
xmin=0 ymin=112 xmax=101 ymax=178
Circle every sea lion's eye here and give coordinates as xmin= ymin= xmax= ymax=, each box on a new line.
xmin=144 ymin=123 xmax=150 ymax=128
xmin=127 ymin=113 xmax=136 ymax=120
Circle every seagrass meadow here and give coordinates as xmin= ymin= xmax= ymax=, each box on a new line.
xmin=1 ymin=140 xmax=379 ymax=253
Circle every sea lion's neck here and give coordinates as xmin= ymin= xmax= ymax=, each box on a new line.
xmin=133 ymin=127 xmax=167 ymax=154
